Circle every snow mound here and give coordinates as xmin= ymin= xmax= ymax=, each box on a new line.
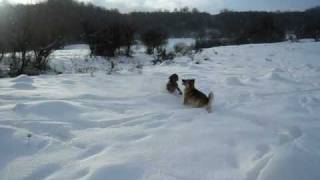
xmin=257 ymin=132 xmax=320 ymax=180
xmin=0 ymin=127 xmax=28 ymax=168
xmin=246 ymin=77 xmax=260 ymax=83
xmin=10 ymin=75 xmax=36 ymax=90
xmin=63 ymin=44 xmax=89 ymax=50
xmin=262 ymin=72 xmax=289 ymax=82
xmin=271 ymin=68 xmax=285 ymax=73
xmin=224 ymin=77 xmax=244 ymax=86
xmin=89 ymin=164 xmax=144 ymax=180
xmin=14 ymin=101 xmax=82 ymax=119
xmin=0 ymin=126 xmax=48 ymax=170
xmin=11 ymin=75 xmax=34 ymax=83
xmin=24 ymin=164 xmax=61 ymax=180
xmin=167 ymin=38 xmax=195 ymax=51
xmin=11 ymin=82 xmax=36 ymax=90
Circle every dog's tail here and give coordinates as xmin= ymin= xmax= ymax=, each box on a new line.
xmin=206 ymin=92 xmax=214 ymax=113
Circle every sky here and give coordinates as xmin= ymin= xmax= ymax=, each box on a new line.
xmin=5 ymin=0 xmax=320 ymax=14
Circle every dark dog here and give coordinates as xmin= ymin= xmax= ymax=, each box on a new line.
xmin=167 ymin=74 xmax=183 ymax=95
xmin=182 ymin=79 xmax=214 ymax=113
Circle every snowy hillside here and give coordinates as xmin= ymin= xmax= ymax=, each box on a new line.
xmin=1 ymin=40 xmax=320 ymax=180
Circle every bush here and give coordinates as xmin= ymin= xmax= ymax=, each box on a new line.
xmin=85 ymin=23 xmax=136 ymax=57
xmin=236 ymin=15 xmax=285 ymax=44
xmin=286 ymin=32 xmax=298 ymax=42
xmin=0 ymin=50 xmax=3 ymax=62
xmin=299 ymin=23 xmax=320 ymax=40
xmin=5 ymin=39 xmax=62 ymax=77
xmin=316 ymin=30 xmax=320 ymax=42
xmin=151 ymin=48 xmax=175 ymax=65
xmin=0 ymin=36 xmax=4 ymax=62
xmin=194 ymin=38 xmax=222 ymax=50
xmin=8 ymin=53 xmax=31 ymax=77
xmin=174 ymin=43 xmax=193 ymax=56
xmin=141 ymin=28 xmax=168 ymax=54
xmin=88 ymin=24 xmax=121 ymax=57
xmin=33 ymin=40 xmax=62 ymax=70
xmin=0 ymin=4 xmax=63 ymax=77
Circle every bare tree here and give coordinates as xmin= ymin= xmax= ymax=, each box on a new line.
xmin=33 ymin=40 xmax=62 ymax=71
xmin=3 ymin=4 xmax=62 ymax=76
xmin=0 ymin=51 xmax=4 ymax=62
xmin=122 ymin=24 xmax=136 ymax=57
xmin=0 ymin=39 xmax=4 ymax=61
xmin=30 ymin=6 xmax=63 ymax=71
xmin=7 ymin=6 xmax=34 ymax=75
xmin=0 ymin=2 xmax=11 ymax=62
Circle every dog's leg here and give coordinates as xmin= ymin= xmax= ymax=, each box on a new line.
xmin=183 ymin=96 xmax=188 ymax=105
xmin=177 ymin=86 xmax=183 ymax=95
xmin=206 ymin=92 xmax=214 ymax=113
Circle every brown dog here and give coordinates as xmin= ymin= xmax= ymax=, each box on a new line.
xmin=167 ymin=74 xmax=183 ymax=95
xmin=182 ymin=79 xmax=214 ymax=113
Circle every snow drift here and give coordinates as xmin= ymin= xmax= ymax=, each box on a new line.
xmin=1 ymin=40 xmax=320 ymax=180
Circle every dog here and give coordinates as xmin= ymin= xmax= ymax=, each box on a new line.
xmin=167 ymin=74 xmax=183 ymax=95
xmin=182 ymin=79 xmax=214 ymax=113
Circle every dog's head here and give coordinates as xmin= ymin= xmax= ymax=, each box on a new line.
xmin=182 ymin=79 xmax=195 ymax=88
xmin=169 ymin=74 xmax=179 ymax=82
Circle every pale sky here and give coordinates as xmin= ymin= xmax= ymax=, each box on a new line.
xmin=5 ymin=0 xmax=320 ymax=13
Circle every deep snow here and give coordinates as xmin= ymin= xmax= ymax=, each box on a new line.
xmin=1 ymin=40 xmax=320 ymax=180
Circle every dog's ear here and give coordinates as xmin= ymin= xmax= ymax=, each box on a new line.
xmin=190 ymin=79 xmax=195 ymax=85
xmin=169 ymin=74 xmax=178 ymax=81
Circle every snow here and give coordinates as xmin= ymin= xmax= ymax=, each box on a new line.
xmin=1 ymin=40 xmax=320 ymax=180
xmin=224 ymin=77 xmax=245 ymax=86
xmin=14 ymin=101 xmax=83 ymax=119
xmin=167 ymin=38 xmax=195 ymax=51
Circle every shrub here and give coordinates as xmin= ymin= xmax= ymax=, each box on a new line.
xmin=316 ymin=30 xmax=320 ymax=42
xmin=194 ymin=38 xmax=223 ymax=51
xmin=0 ymin=5 xmax=63 ymax=77
xmin=85 ymin=23 xmax=136 ymax=57
xmin=299 ymin=23 xmax=320 ymax=40
xmin=151 ymin=48 xmax=175 ymax=65
xmin=236 ymin=15 xmax=285 ymax=44
xmin=141 ymin=28 xmax=168 ymax=55
xmin=174 ymin=42 xmax=193 ymax=56
xmin=0 ymin=49 xmax=3 ymax=62
xmin=0 ymin=36 xmax=5 ymax=62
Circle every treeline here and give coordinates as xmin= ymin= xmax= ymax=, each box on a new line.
xmin=0 ymin=0 xmax=319 ymax=49
xmin=212 ymin=8 xmax=320 ymax=43
xmin=0 ymin=0 xmax=319 ymax=76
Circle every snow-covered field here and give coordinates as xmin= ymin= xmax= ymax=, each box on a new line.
xmin=1 ymin=40 xmax=320 ymax=180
